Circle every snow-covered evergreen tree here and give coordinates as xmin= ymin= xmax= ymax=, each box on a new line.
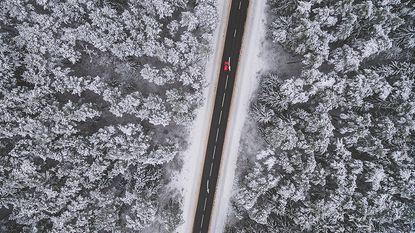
xmin=0 ymin=0 xmax=217 ymax=231
xmin=228 ymin=0 xmax=415 ymax=232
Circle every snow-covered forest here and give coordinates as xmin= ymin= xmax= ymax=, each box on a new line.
xmin=227 ymin=0 xmax=414 ymax=232
xmin=0 ymin=0 xmax=216 ymax=232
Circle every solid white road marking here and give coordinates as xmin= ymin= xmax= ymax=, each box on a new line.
xmin=225 ymin=76 xmax=229 ymax=89
xmin=233 ymin=29 xmax=237 ymax=37
xmin=219 ymin=110 xmax=223 ymax=123
xmin=238 ymin=1 xmax=242 ymax=9
xmin=221 ymin=94 xmax=226 ymax=107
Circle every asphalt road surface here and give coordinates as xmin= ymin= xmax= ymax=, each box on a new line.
xmin=192 ymin=0 xmax=249 ymax=232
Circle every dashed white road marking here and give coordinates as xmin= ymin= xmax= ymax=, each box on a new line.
xmin=200 ymin=214 xmax=205 ymax=229
xmin=225 ymin=76 xmax=229 ymax=89
xmin=238 ymin=1 xmax=242 ymax=9
xmin=213 ymin=146 xmax=217 ymax=159
xmin=219 ymin=110 xmax=223 ymax=123
xmin=203 ymin=198 xmax=207 ymax=211
xmin=233 ymin=29 xmax=237 ymax=37
xmin=221 ymin=94 xmax=226 ymax=107
xmin=215 ymin=128 xmax=219 ymax=142
xmin=209 ymin=163 xmax=213 ymax=176
xmin=206 ymin=179 xmax=210 ymax=194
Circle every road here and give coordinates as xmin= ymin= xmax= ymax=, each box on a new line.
xmin=192 ymin=0 xmax=249 ymax=232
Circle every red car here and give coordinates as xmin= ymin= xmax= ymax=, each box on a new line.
xmin=224 ymin=58 xmax=231 ymax=72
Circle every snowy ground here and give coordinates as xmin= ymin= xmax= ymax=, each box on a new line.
xmin=208 ymin=0 xmax=268 ymax=232
xmin=174 ymin=1 xmax=232 ymax=233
